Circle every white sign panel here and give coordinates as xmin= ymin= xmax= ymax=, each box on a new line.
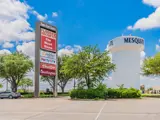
xmin=40 ymin=57 xmax=56 ymax=64
xmin=40 ymin=50 xmax=56 ymax=59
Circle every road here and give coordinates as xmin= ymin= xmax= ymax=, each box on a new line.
xmin=0 ymin=97 xmax=160 ymax=120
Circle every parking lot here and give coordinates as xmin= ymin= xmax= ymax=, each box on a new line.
xmin=0 ymin=97 xmax=160 ymax=120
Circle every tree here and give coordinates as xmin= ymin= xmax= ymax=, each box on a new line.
xmin=41 ymin=55 xmax=72 ymax=94
xmin=62 ymin=45 xmax=115 ymax=89
xmin=0 ymin=84 xmax=3 ymax=89
xmin=142 ymin=53 xmax=160 ymax=76
xmin=18 ymin=78 xmax=33 ymax=92
xmin=41 ymin=76 xmax=56 ymax=95
xmin=0 ymin=52 xmax=33 ymax=92
xmin=58 ymin=55 xmax=72 ymax=93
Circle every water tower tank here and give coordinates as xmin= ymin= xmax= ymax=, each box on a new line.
xmin=108 ymin=36 xmax=144 ymax=89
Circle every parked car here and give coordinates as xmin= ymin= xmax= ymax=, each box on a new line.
xmin=0 ymin=91 xmax=21 ymax=99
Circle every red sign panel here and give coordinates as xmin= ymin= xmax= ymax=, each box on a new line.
xmin=40 ymin=63 xmax=56 ymax=70
xmin=40 ymin=69 xmax=56 ymax=76
xmin=41 ymin=28 xmax=56 ymax=52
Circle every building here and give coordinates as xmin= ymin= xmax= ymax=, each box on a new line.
xmin=108 ymin=35 xmax=144 ymax=89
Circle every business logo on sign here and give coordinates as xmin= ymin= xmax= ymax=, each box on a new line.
xmin=40 ymin=68 xmax=56 ymax=76
xmin=40 ymin=57 xmax=56 ymax=64
xmin=41 ymin=28 xmax=56 ymax=52
xmin=40 ymin=22 xmax=56 ymax=31
xmin=40 ymin=63 xmax=56 ymax=70
xmin=124 ymin=37 xmax=144 ymax=44
xmin=40 ymin=50 xmax=56 ymax=59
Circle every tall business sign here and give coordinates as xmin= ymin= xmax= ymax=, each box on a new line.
xmin=35 ymin=21 xmax=58 ymax=97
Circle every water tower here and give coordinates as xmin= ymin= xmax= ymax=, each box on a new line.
xmin=108 ymin=35 xmax=144 ymax=89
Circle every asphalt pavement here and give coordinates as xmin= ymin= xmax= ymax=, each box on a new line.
xmin=0 ymin=97 xmax=160 ymax=120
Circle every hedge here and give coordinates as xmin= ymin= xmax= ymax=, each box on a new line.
xmin=142 ymin=94 xmax=160 ymax=98
xmin=70 ymin=87 xmax=141 ymax=99
xmin=20 ymin=92 xmax=69 ymax=98
xmin=107 ymin=88 xmax=141 ymax=98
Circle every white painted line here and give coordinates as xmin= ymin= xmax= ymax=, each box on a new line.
xmin=95 ymin=102 xmax=106 ymax=120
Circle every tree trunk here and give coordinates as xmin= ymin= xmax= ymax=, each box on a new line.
xmin=61 ymin=87 xmax=65 ymax=94
xmin=86 ymin=79 xmax=90 ymax=89
xmin=11 ymin=81 xmax=17 ymax=92
xmin=52 ymin=87 xmax=55 ymax=96
xmin=23 ymin=88 xmax=26 ymax=93
xmin=74 ymin=79 xmax=76 ymax=89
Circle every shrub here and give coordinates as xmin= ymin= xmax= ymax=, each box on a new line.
xmin=70 ymin=84 xmax=107 ymax=99
xmin=70 ymin=89 xmax=106 ymax=99
xmin=107 ymin=88 xmax=141 ymax=98
xmin=70 ymin=84 xmax=141 ymax=99
xmin=22 ymin=93 xmax=34 ymax=98
xmin=40 ymin=94 xmax=53 ymax=98
xmin=142 ymin=94 xmax=160 ymax=98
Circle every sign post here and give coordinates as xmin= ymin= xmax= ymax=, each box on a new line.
xmin=35 ymin=21 xmax=58 ymax=97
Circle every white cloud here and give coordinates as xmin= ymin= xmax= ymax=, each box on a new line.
xmin=127 ymin=26 xmax=133 ymax=30
xmin=58 ymin=45 xmax=74 ymax=56
xmin=156 ymin=39 xmax=160 ymax=51
xmin=156 ymin=44 xmax=160 ymax=51
xmin=52 ymin=12 xmax=58 ymax=17
xmin=58 ymin=44 xmax=65 ymax=48
xmin=0 ymin=0 xmax=30 ymax=21
xmin=0 ymin=49 xmax=11 ymax=55
xmin=140 ymin=51 xmax=146 ymax=67
xmin=105 ymin=45 xmax=112 ymax=61
xmin=0 ymin=0 xmax=35 ymax=42
xmin=58 ymin=45 xmax=82 ymax=56
xmin=16 ymin=41 xmax=35 ymax=60
xmin=127 ymin=0 xmax=160 ymax=30
xmin=58 ymin=49 xmax=74 ymax=57
xmin=141 ymin=51 xmax=146 ymax=59
xmin=48 ymin=20 xmax=55 ymax=24
xmin=143 ymin=0 xmax=160 ymax=7
xmin=2 ymin=42 xmax=14 ymax=48
xmin=127 ymin=7 xmax=160 ymax=30
xmin=32 ymin=10 xmax=48 ymax=21
xmin=16 ymin=42 xmax=81 ymax=60
xmin=73 ymin=45 xmax=82 ymax=52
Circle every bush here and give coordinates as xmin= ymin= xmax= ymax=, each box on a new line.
xmin=40 ymin=94 xmax=53 ymax=98
xmin=70 ymin=84 xmax=107 ymax=99
xmin=70 ymin=89 xmax=106 ymax=99
xmin=69 ymin=84 xmax=141 ymax=99
xmin=107 ymin=88 xmax=141 ymax=98
xmin=22 ymin=93 xmax=34 ymax=98
xmin=142 ymin=94 xmax=160 ymax=98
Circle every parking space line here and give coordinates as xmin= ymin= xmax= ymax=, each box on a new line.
xmin=95 ymin=102 xmax=106 ymax=120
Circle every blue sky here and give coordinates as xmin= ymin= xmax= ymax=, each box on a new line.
xmin=0 ymin=0 xmax=160 ymax=56
xmin=1 ymin=0 xmax=160 ymax=89
xmin=25 ymin=0 xmax=160 ymax=57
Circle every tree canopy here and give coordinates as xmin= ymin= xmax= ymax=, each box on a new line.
xmin=41 ymin=76 xmax=56 ymax=94
xmin=0 ymin=84 xmax=3 ymax=88
xmin=142 ymin=53 xmax=160 ymax=76
xmin=58 ymin=55 xmax=72 ymax=93
xmin=0 ymin=52 xmax=33 ymax=92
xmin=62 ymin=45 xmax=115 ymax=89
xmin=41 ymin=55 xmax=72 ymax=93
xmin=18 ymin=78 xmax=33 ymax=92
